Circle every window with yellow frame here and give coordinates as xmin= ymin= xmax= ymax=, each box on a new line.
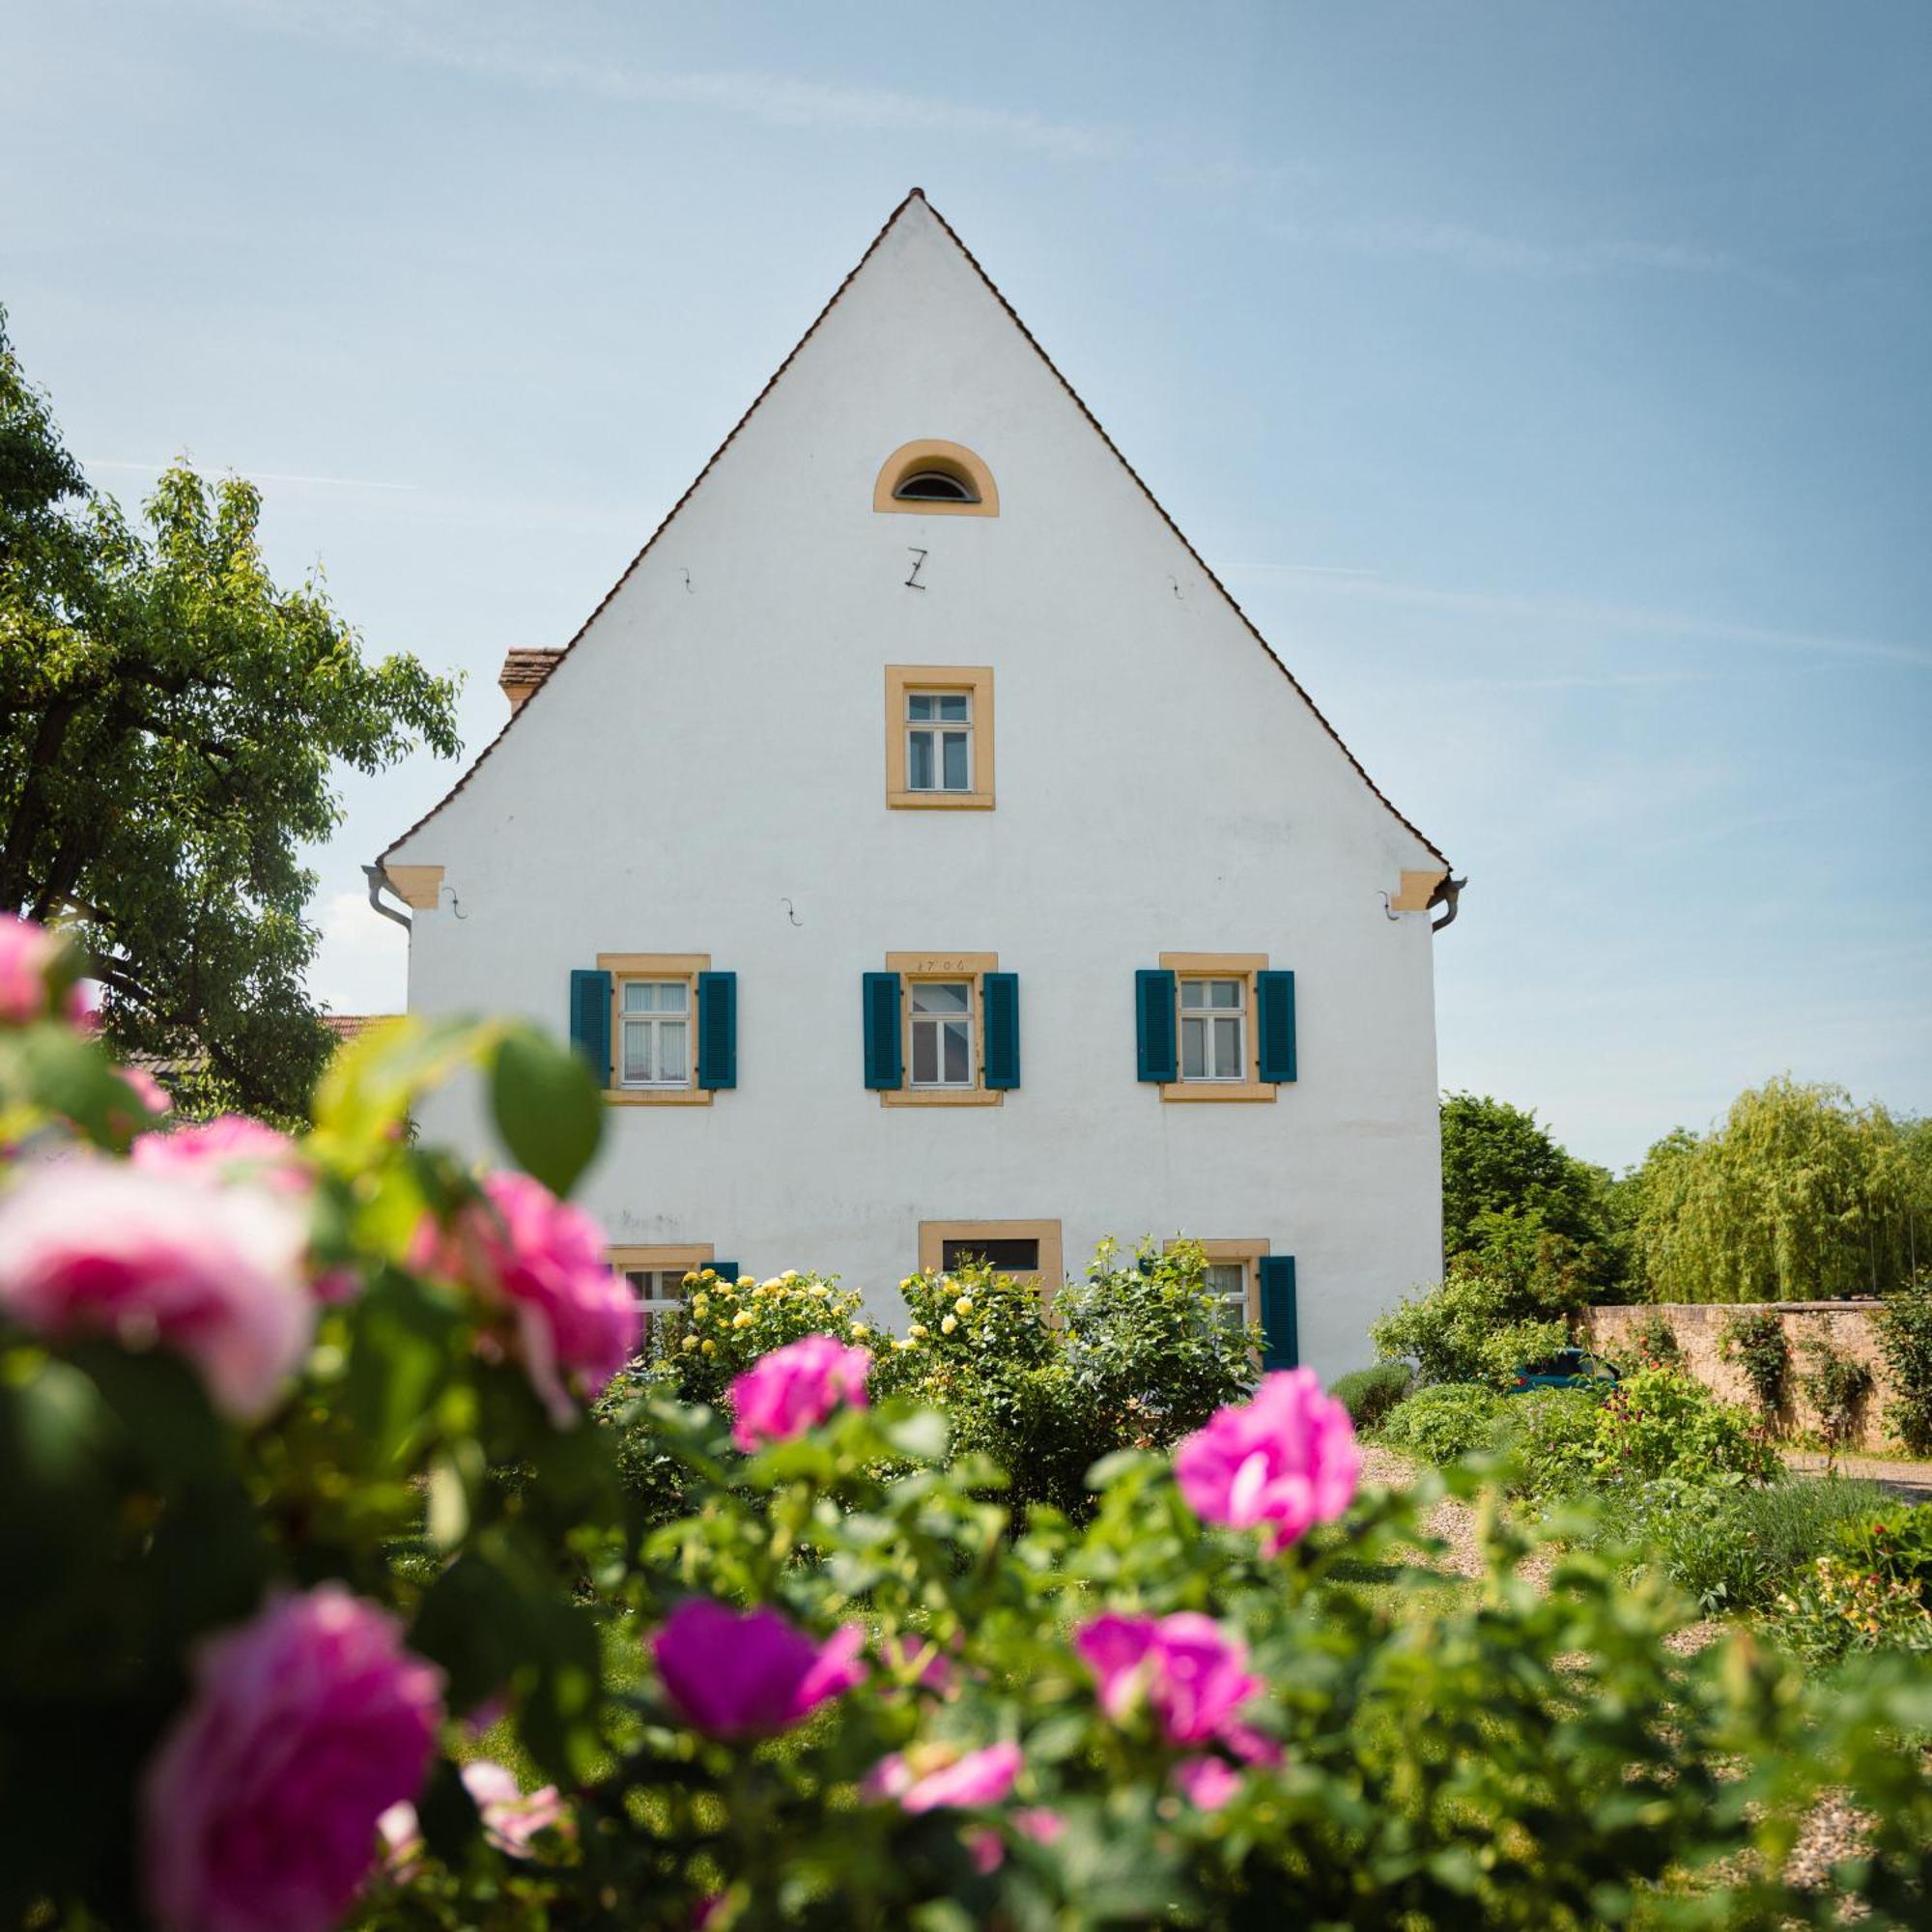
xmin=884 ymin=666 xmax=995 ymax=810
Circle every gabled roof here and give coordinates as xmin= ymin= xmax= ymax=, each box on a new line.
xmin=384 ymin=189 xmax=1448 ymax=868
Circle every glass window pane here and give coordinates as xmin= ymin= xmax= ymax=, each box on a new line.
xmin=1179 ymin=981 xmax=1206 ymax=1010
xmin=659 ymin=1021 xmax=688 ymax=1083
xmin=622 ymin=981 xmax=650 ymax=1012
xmin=942 ymin=1019 xmax=970 ymax=1083
xmin=937 ymin=694 xmax=969 ymax=722
xmin=1213 ymin=1016 xmax=1241 ymax=1075
xmin=1209 ymin=980 xmax=1242 ymax=1009
xmin=622 ymin=1019 xmax=651 ymax=1083
xmin=1181 ymin=1015 xmax=1206 ymax=1079
xmin=942 ymin=731 xmax=969 ymax=789
xmin=1206 ymin=1263 xmax=1245 ymax=1296
xmin=911 ymin=981 xmax=970 ymax=1013
xmin=908 ymin=730 xmax=934 ymax=789
xmin=911 ymin=1023 xmax=938 ymax=1085
xmin=659 ymin=982 xmax=688 ymax=1013
xmin=907 ymin=694 xmax=935 ymax=722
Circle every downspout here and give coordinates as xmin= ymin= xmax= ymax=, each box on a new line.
xmin=363 ymin=862 xmax=412 ymax=931
xmin=1429 ymin=874 xmax=1466 ymax=935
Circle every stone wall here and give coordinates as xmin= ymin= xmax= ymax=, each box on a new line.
xmin=1577 ymin=1302 xmax=1900 ymax=1453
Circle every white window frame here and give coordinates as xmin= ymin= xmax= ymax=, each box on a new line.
xmin=1203 ymin=1260 xmax=1250 ymax=1335
xmin=907 ymin=979 xmax=977 ymax=1089
xmin=617 ymin=978 xmax=692 ymax=1092
xmin=1179 ymin=977 xmax=1247 ymax=1083
xmin=904 ymin=689 xmax=974 ymax=794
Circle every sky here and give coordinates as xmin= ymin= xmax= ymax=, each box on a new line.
xmin=4 ymin=0 xmax=1928 ymax=1171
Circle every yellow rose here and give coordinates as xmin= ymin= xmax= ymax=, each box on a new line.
xmin=698 ymin=1268 xmax=718 ymax=1281
xmin=692 ymin=1294 xmax=709 ymax=1319
xmin=681 ymin=1335 xmax=698 ymax=1353
xmin=701 ymin=1339 xmax=717 ymax=1356
xmin=941 ymin=1314 xmax=958 ymax=1335
xmin=733 ymin=1310 xmax=754 ymax=1330
xmin=909 ymin=1322 xmax=928 ymax=1340
xmin=681 ymin=1271 xmax=700 ymax=1287
xmin=809 ymin=1283 xmax=828 ymax=1298
xmin=895 ymin=1336 xmax=916 ymax=1350
xmin=781 ymin=1269 xmax=802 ymax=1283
xmin=851 ymin=1322 xmax=869 ymax=1339
xmin=953 ymin=1296 xmax=973 ymax=1317
xmin=761 ymin=1277 xmax=783 ymax=1293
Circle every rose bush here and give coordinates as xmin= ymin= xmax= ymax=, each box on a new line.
xmin=2 ymin=917 xmax=1931 ymax=1930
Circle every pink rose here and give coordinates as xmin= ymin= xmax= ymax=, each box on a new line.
xmin=1015 ymin=1806 xmax=1066 ymax=1844
xmin=0 ymin=1160 xmax=313 ymax=1420
xmin=1075 ymin=1611 xmax=1269 ymax=1752
xmin=1173 ymin=1368 xmax=1360 ymax=1552
xmin=412 ymin=1170 xmax=639 ymax=1426
xmin=1173 ymin=1755 xmax=1244 ymax=1810
xmin=652 ymin=1600 xmax=866 ymax=1739
xmin=140 ymin=1584 xmax=443 ymax=1932
xmin=864 ymin=1741 xmax=1022 ymax=1813
xmin=459 ymin=1761 xmax=572 ymax=1858
xmin=115 ymin=1064 xmax=173 ymax=1124
xmin=132 ymin=1115 xmax=308 ymax=1193
xmin=729 ymin=1332 xmax=871 ymax=1452
xmin=0 ymin=914 xmax=64 ymax=1024
xmin=879 ymin=1631 xmax=959 ymax=1697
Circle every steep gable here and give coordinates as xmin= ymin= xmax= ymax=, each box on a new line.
xmin=384 ymin=189 xmax=1447 ymax=870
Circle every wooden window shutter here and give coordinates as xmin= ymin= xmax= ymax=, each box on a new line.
xmin=569 ymin=968 xmax=611 ymax=1087
xmin=863 ymin=972 xmax=903 ymax=1090
xmin=1257 ymin=1256 xmax=1298 ymax=1371
xmin=1256 ymin=970 xmax=1296 ymax=1083
xmin=712 ymin=1262 xmax=740 ymax=1283
xmin=982 ymin=971 xmax=1020 ymax=1089
xmin=1135 ymin=969 xmax=1178 ymax=1082
xmin=696 ymin=971 xmax=737 ymax=1089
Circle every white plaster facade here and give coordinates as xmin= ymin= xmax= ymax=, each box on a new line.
xmin=380 ymin=191 xmax=1457 ymax=1383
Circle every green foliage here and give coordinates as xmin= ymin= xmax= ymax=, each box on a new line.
xmin=1329 ymin=1362 xmax=1413 ymax=1431
xmin=0 ymin=309 xmax=461 ymax=1120
xmin=1767 ymin=1502 xmax=1932 ymax=1663
xmin=1719 ymin=1308 xmax=1792 ymax=1418
xmin=1439 ymin=1091 xmax=1627 ymax=1294
xmin=1371 ymin=1265 xmax=1568 ymax=1391
xmin=1627 ymin=1308 xmax=1683 ymax=1369
xmin=1592 ymin=1367 xmax=1778 ymax=1484
xmin=1584 ymin=1475 xmax=1893 ymax=1616
xmin=654 ymin=1267 xmax=867 ymax=1408
xmin=1799 ymin=1338 xmax=1875 ymax=1462
xmin=1489 ymin=1386 xmax=1608 ymax=1498
xmin=1627 ymin=1077 xmax=1931 ymax=1302
xmin=8 ymin=1010 xmax=1932 ymax=1927
xmin=1378 ymin=1381 xmax=1507 ymax=1462
xmin=1875 ymin=1273 xmax=1932 ymax=1453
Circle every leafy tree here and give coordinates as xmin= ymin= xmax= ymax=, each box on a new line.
xmin=1628 ymin=1077 xmax=1929 ymax=1302
xmin=0 ymin=305 xmax=460 ymax=1119
xmin=1439 ymin=1092 xmax=1626 ymax=1294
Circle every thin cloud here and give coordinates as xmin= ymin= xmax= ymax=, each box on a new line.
xmin=1224 ymin=564 xmax=1932 ymax=670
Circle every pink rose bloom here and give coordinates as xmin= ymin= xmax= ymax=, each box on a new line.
xmin=0 ymin=1160 xmax=313 ymax=1420
xmin=652 ymin=1600 xmax=866 ymax=1739
xmin=1015 ymin=1806 xmax=1065 ymax=1844
xmin=412 ymin=1170 xmax=639 ymax=1426
xmin=1173 ymin=1755 xmax=1244 ymax=1810
xmin=140 ymin=1584 xmax=443 ymax=1932
xmin=1075 ymin=1611 xmax=1267 ymax=1750
xmin=132 ymin=1115 xmax=308 ymax=1193
xmin=729 ymin=1332 xmax=871 ymax=1452
xmin=864 ymin=1741 xmax=1023 ymax=1813
xmin=0 ymin=914 xmax=63 ymax=1023
xmin=459 ymin=1761 xmax=572 ymax=1858
xmin=1173 ymin=1368 xmax=1360 ymax=1552
xmin=116 ymin=1064 xmax=173 ymax=1123
xmin=879 ymin=1631 xmax=959 ymax=1696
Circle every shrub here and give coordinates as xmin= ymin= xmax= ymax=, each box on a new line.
xmin=1489 ymin=1386 xmax=1607 ymax=1498
xmin=1720 ymin=1308 xmax=1791 ymax=1419
xmin=1875 ymin=1272 xmax=1932 ymax=1452
xmin=1329 ymin=1363 xmax=1412 ymax=1431
xmin=1592 ymin=1367 xmax=1779 ymax=1484
xmin=1370 ymin=1268 xmax=1567 ymax=1391
xmin=1628 ymin=1308 xmax=1683 ymax=1369
xmin=1586 ymin=1474 xmax=1892 ymax=1615
xmin=1800 ymin=1337 xmax=1874 ymax=1463
xmin=654 ymin=1266 xmax=867 ymax=1406
xmin=1379 ymin=1382 xmax=1507 ymax=1463
xmin=1767 ymin=1501 xmax=1932 ymax=1662
xmin=4 ymin=924 xmax=1932 ymax=1929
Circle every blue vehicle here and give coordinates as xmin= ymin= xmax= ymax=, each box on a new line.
xmin=1508 ymin=1348 xmax=1619 ymax=1394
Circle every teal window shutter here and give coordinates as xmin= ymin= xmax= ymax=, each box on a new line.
xmin=1135 ymin=969 xmax=1177 ymax=1082
xmin=1258 ymin=1256 xmax=1298 ymax=1370
xmin=863 ymin=972 xmax=903 ymax=1090
xmin=712 ymin=1262 xmax=740 ymax=1283
xmin=982 ymin=972 xmax=1020 ymax=1089
xmin=1256 ymin=970 xmax=1296 ymax=1083
xmin=696 ymin=971 xmax=737 ymax=1089
xmin=569 ymin=969 xmax=611 ymax=1087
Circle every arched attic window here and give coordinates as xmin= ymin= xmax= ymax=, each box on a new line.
xmin=873 ymin=440 xmax=999 ymax=517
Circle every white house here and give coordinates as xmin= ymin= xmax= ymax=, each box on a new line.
xmin=375 ymin=189 xmax=1462 ymax=1383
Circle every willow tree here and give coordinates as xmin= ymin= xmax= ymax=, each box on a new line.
xmin=0 ymin=305 xmax=461 ymax=1119
xmin=1630 ymin=1077 xmax=1929 ymax=1302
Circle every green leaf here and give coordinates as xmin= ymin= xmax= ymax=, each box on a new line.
xmin=882 ymin=1408 xmax=950 ymax=1463
xmin=490 ymin=1025 xmax=603 ymax=1198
